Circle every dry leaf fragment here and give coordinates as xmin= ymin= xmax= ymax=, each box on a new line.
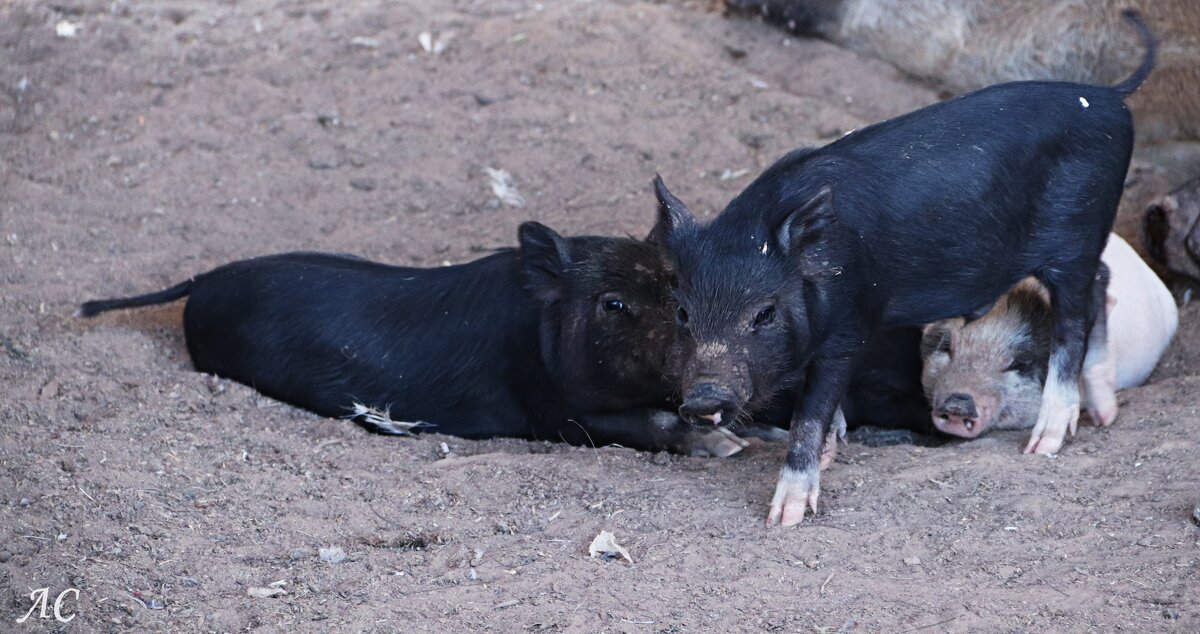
xmin=484 ymin=167 xmax=525 ymax=208
xmin=588 ymin=530 xmax=632 ymax=563
xmin=247 ymin=585 xmax=286 ymax=598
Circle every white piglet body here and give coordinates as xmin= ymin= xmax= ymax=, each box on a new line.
xmin=1104 ymin=234 xmax=1178 ymax=388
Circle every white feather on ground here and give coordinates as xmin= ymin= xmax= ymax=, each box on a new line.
xmin=346 ymin=403 xmax=429 ymax=435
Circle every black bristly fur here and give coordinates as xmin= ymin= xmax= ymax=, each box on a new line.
xmin=78 ymin=225 xmax=707 ymax=452
xmin=655 ymin=11 xmax=1154 ymax=482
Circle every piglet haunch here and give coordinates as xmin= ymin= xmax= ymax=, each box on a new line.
xmin=922 ymin=235 xmax=1177 ymax=439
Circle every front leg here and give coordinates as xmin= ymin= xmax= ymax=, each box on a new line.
xmin=1025 ymin=265 xmax=1096 ymax=455
xmin=767 ymin=353 xmax=854 ymax=527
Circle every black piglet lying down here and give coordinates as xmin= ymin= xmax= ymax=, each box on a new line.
xmin=78 ymin=222 xmax=751 ymax=457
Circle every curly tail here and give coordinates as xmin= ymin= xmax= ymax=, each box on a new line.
xmin=1112 ymin=9 xmax=1157 ymax=96
xmin=76 ymin=279 xmax=193 ymax=317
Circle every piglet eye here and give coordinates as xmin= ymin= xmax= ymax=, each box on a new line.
xmin=753 ymin=305 xmax=776 ymax=327
xmin=1006 ymin=358 xmax=1036 ymax=375
xmin=603 ymin=298 xmax=626 ymax=312
xmin=937 ymin=335 xmax=952 ymax=356
xmin=676 ymin=306 xmax=689 ymax=325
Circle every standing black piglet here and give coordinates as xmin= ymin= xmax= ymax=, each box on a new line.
xmin=653 ymin=11 xmax=1155 ymax=526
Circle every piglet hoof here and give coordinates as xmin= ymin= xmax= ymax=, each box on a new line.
xmin=819 ymin=408 xmax=848 ymax=470
xmin=819 ymin=435 xmax=838 ymax=471
xmin=1023 ymin=397 xmax=1080 ymax=456
xmin=1082 ymin=364 xmax=1119 ymax=427
xmin=766 ymin=466 xmax=820 ymax=527
xmin=685 ymin=426 xmax=749 ymax=458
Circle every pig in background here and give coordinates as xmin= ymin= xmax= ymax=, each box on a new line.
xmin=1143 ymin=175 xmax=1200 ymax=288
xmin=921 ymin=235 xmax=1178 ymax=440
xmin=724 ymin=0 xmax=1200 ymax=145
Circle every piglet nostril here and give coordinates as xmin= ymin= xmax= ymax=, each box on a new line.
xmin=939 ymin=393 xmax=978 ymax=418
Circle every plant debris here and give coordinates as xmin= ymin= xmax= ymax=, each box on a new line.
xmin=588 ymin=530 xmax=632 ymax=563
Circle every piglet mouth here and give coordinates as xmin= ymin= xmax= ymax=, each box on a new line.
xmin=679 ymin=383 xmax=742 ymax=427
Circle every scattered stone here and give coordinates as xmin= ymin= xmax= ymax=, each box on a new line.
xmin=0 ymin=551 xmax=12 ymax=563
xmin=289 ymin=547 xmax=314 ymax=561
xmin=816 ymin=123 xmax=843 ymax=139
xmin=319 ymin=546 xmax=345 ymax=563
xmin=997 ymin=565 xmax=1020 ymax=579
xmin=349 ymin=178 xmax=377 ymax=192
xmin=247 ymin=583 xmax=286 ymax=599
xmin=308 ymin=150 xmax=338 ymax=170
xmin=1192 ymin=503 xmax=1199 ymax=526
xmin=18 ymin=498 xmax=30 ymax=507
xmin=55 ymin=20 xmax=81 ymax=38
xmin=1163 ymin=608 xmax=1180 ymax=620
xmin=473 ymin=93 xmax=496 ymax=106
xmin=418 ymin=31 xmax=453 ymax=55
xmin=39 ymin=376 xmax=60 ymax=400
xmin=316 ymin=111 xmax=341 ymax=127
xmin=350 ymin=36 xmax=381 ymax=49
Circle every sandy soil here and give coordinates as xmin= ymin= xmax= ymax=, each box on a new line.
xmin=2 ymin=1 xmax=1197 ymax=631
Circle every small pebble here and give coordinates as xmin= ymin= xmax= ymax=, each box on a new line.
xmin=308 ymin=151 xmax=338 ymax=170
xmin=0 ymin=551 xmax=12 ymax=562
xmin=349 ymin=178 xmax=377 ymax=192
xmin=816 ymin=124 xmax=842 ymax=139
xmin=319 ymin=546 xmax=345 ymax=563
xmin=289 ymin=547 xmax=314 ymax=561
xmin=1163 ymin=608 xmax=1180 ymax=620
xmin=18 ymin=498 xmax=30 ymax=507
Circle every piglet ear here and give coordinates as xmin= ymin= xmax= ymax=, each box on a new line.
xmin=775 ymin=186 xmax=835 ymax=257
xmin=519 ymin=221 xmax=572 ymax=302
xmin=648 ymin=175 xmax=695 ymax=245
xmin=919 ymin=322 xmax=951 ymax=359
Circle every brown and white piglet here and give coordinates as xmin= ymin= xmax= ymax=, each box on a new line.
xmin=921 ymin=235 xmax=1177 ymax=441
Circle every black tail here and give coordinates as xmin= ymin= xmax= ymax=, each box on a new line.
xmin=1113 ymin=9 xmax=1157 ymax=96
xmin=76 ymin=279 xmax=193 ymax=317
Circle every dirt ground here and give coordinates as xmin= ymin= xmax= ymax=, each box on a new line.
xmin=2 ymin=1 xmax=1198 ymax=632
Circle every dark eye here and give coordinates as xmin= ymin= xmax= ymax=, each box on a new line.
xmin=1005 ymin=357 xmax=1037 ymax=376
xmin=603 ymin=298 xmax=626 ymax=312
xmin=753 ymin=305 xmax=776 ymax=328
xmin=676 ymin=306 xmax=689 ymax=325
xmin=936 ymin=335 xmax=952 ymax=355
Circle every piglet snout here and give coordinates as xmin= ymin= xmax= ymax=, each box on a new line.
xmin=680 ymin=383 xmax=740 ymax=426
xmin=933 ymin=392 xmax=993 ymax=438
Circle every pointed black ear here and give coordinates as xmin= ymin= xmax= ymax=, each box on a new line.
xmin=519 ymin=221 xmax=572 ymax=302
xmin=648 ymin=175 xmax=696 ymax=245
xmin=774 ymin=187 xmax=835 ymax=256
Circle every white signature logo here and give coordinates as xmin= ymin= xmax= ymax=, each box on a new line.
xmin=15 ymin=587 xmax=78 ymax=624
